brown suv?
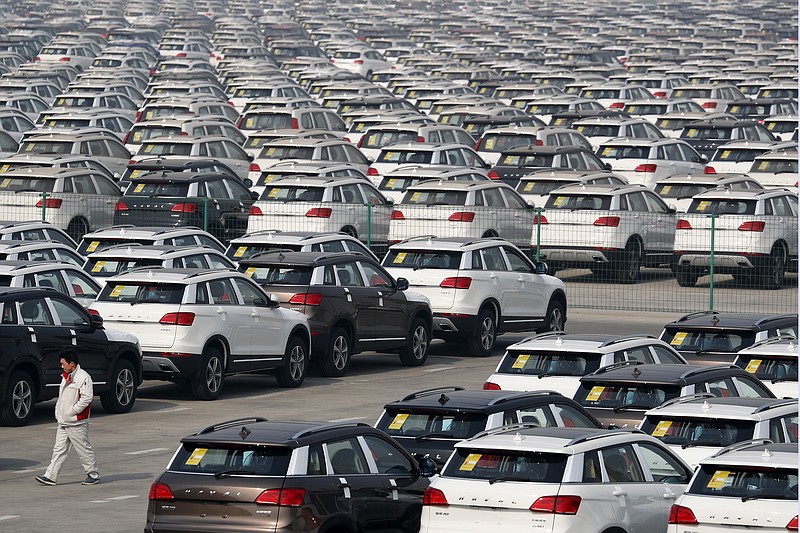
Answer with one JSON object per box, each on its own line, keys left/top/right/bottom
{"left": 146, "top": 418, "right": 436, "bottom": 533}
{"left": 239, "top": 251, "right": 432, "bottom": 377}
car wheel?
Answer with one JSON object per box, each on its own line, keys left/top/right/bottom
{"left": 614, "top": 239, "right": 641, "bottom": 284}
{"left": 399, "top": 317, "right": 429, "bottom": 366}
{"left": 190, "top": 346, "right": 224, "bottom": 400}
{"left": 275, "top": 336, "right": 307, "bottom": 388}
{"left": 469, "top": 307, "right": 496, "bottom": 357}
{"left": 323, "top": 327, "right": 351, "bottom": 377}
{"left": 0, "top": 371, "right": 34, "bottom": 426}
{"left": 99, "top": 359, "right": 137, "bottom": 413}
{"left": 540, "top": 299, "right": 565, "bottom": 332}
{"left": 675, "top": 267, "right": 699, "bottom": 288}
{"left": 66, "top": 217, "right": 89, "bottom": 242}
{"left": 759, "top": 244, "right": 786, "bottom": 290}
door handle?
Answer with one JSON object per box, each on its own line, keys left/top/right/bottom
{"left": 374, "top": 488, "right": 391, "bottom": 497}
{"left": 663, "top": 493, "right": 677, "bottom": 500}
{"left": 216, "top": 308, "right": 226, "bottom": 314}
{"left": 612, "top": 489, "right": 627, "bottom": 497}
{"left": 250, "top": 312, "right": 259, "bottom": 317}
{"left": 517, "top": 277, "right": 524, "bottom": 282}
{"left": 489, "top": 274, "right": 497, "bottom": 279}
{"left": 336, "top": 482, "right": 350, "bottom": 489}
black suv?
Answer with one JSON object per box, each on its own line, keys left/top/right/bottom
{"left": 119, "top": 156, "right": 240, "bottom": 190}
{"left": 489, "top": 145, "right": 610, "bottom": 186}
{"left": 113, "top": 172, "right": 255, "bottom": 242}
{"left": 679, "top": 119, "right": 776, "bottom": 158}
{"left": 146, "top": 418, "right": 435, "bottom": 533}
{"left": 0, "top": 287, "right": 142, "bottom": 426}
{"left": 375, "top": 387, "right": 601, "bottom": 466}
{"left": 574, "top": 362, "right": 775, "bottom": 428}
{"left": 659, "top": 311, "right": 799, "bottom": 366}
{"left": 239, "top": 251, "right": 432, "bottom": 377}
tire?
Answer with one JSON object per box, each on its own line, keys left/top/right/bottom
{"left": 99, "top": 359, "right": 137, "bottom": 413}
{"left": 759, "top": 245, "right": 786, "bottom": 290}
{"left": 468, "top": 307, "right": 496, "bottom": 357}
{"left": 398, "top": 317, "right": 429, "bottom": 366}
{"left": 539, "top": 299, "right": 565, "bottom": 333}
{"left": 322, "top": 327, "right": 351, "bottom": 377}
{"left": 0, "top": 371, "right": 35, "bottom": 426}
{"left": 190, "top": 346, "right": 224, "bottom": 400}
{"left": 675, "top": 267, "right": 699, "bottom": 288}
{"left": 66, "top": 217, "right": 89, "bottom": 242}
{"left": 275, "top": 336, "right": 307, "bottom": 388}
{"left": 614, "top": 239, "right": 642, "bottom": 284}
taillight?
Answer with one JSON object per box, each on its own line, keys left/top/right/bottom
{"left": 787, "top": 516, "right": 798, "bottom": 531}
{"left": 249, "top": 163, "right": 260, "bottom": 172}
{"left": 149, "top": 481, "right": 174, "bottom": 500}
{"left": 35, "top": 198, "right": 62, "bottom": 209}
{"left": 483, "top": 381, "right": 501, "bottom": 390}
{"left": 356, "top": 137, "right": 364, "bottom": 148}
{"left": 306, "top": 207, "right": 332, "bottom": 218}
{"left": 129, "top": 159, "right": 136, "bottom": 165}
{"left": 176, "top": 52, "right": 187, "bottom": 58}
{"left": 669, "top": 504, "right": 698, "bottom": 525}
{"left": 291, "top": 118, "right": 299, "bottom": 129}
{"left": 122, "top": 131, "right": 131, "bottom": 144}
{"left": 353, "top": 59, "right": 364, "bottom": 64}
{"left": 249, "top": 205, "right": 263, "bottom": 216}
{"left": 474, "top": 140, "right": 481, "bottom": 150}
{"left": 440, "top": 277, "right": 471, "bottom": 289}
{"left": 115, "top": 201, "right": 128, "bottom": 211}
{"left": 593, "top": 216, "right": 620, "bottom": 227}
{"left": 288, "top": 293, "right": 322, "bottom": 305}
{"left": 533, "top": 214, "right": 548, "bottom": 224}
{"left": 159, "top": 312, "right": 195, "bottom": 326}
{"left": 171, "top": 203, "right": 197, "bottom": 214}
{"left": 59, "top": 57, "right": 71, "bottom": 62}
{"left": 702, "top": 101, "right": 717, "bottom": 109}
{"left": 609, "top": 102, "right": 624, "bottom": 109}
{"left": 535, "top": 139, "right": 543, "bottom": 146}
{"left": 738, "top": 221, "right": 765, "bottom": 232}
{"left": 34, "top": 56, "right": 40, "bottom": 61}
{"left": 236, "top": 116, "right": 243, "bottom": 127}
{"left": 530, "top": 495, "right": 581, "bottom": 515}
{"left": 703, "top": 166, "right": 716, "bottom": 174}
{"left": 367, "top": 166, "right": 379, "bottom": 176}
{"left": 487, "top": 170, "right": 499, "bottom": 179}
{"left": 634, "top": 164, "right": 657, "bottom": 173}
{"left": 135, "top": 111, "right": 142, "bottom": 122}
{"left": 653, "top": 91, "right": 667, "bottom": 98}
{"left": 390, "top": 210, "right": 405, "bottom": 220}
{"left": 255, "top": 488, "right": 305, "bottom": 506}
{"left": 676, "top": 219, "right": 692, "bottom": 229}
{"left": 448, "top": 211, "right": 475, "bottom": 222}
{"left": 423, "top": 487, "right": 448, "bottom": 506}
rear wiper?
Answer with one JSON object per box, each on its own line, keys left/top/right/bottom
{"left": 414, "top": 432, "right": 455, "bottom": 441}
{"left": 488, "top": 476, "right": 531, "bottom": 485}
{"left": 425, "top": 202, "right": 451, "bottom": 207}
{"left": 13, "top": 188, "right": 38, "bottom": 193}
{"left": 214, "top": 469, "right": 255, "bottom": 479}
{"left": 612, "top": 403, "right": 651, "bottom": 412}
{"left": 537, "top": 371, "right": 574, "bottom": 378}
{"left": 772, "top": 377, "right": 797, "bottom": 383}
{"left": 741, "top": 492, "right": 786, "bottom": 502}
{"left": 130, "top": 299, "right": 160, "bottom": 305}
{"left": 681, "top": 440, "right": 721, "bottom": 449}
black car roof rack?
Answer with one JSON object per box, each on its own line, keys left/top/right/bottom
{"left": 196, "top": 417, "right": 268, "bottom": 435}
{"left": 753, "top": 398, "right": 797, "bottom": 414}
{"left": 468, "top": 422, "right": 541, "bottom": 441}
{"left": 679, "top": 364, "right": 739, "bottom": 379}
{"left": 486, "top": 390, "right": 561, "bottom": 406}
{"left": 753, "top": 314, "right": 798, "bottom": 326}
{"left": 653, "top": 392, "right": 715, "bottom": 409}
{"left": 291, "top": 421, "right": 371, "bottom": 440}
{"left": 400, "top": 386, "right": 465, "bottom": 401}
{"left": 589, "top": 360, "right": 644, "bottom": 375}
{"left": 710, "top": 438, "right": 773, "bottom": 458}
{"left": 745, "top": 335, "right": 798, "bottom": 349}
{"left": 566, "top": 428, "right": 645, "bottom": 447}
{"left": 676, "top": 310, "right": 720, "bottom": 322}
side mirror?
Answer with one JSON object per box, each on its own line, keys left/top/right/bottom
{"left": 604, "top": 162, "right": 613, "bottom": 171}
{"left": 247, "top": 153, "right": 254, "bottom": 162}
{"left": 384, "top": 197, "right": 394, "bottom": 205}
{"left": 527, "top": 201, "right": 535, "bottom": 209}
{"left": 251, "top": 190, "right": 259, "bottom": 200}
{"left": 700, "top": 154, "right": 708, "bottom": 163}
{"left": 396, "top": 277, "right": 409, "bottom": 291}
{"left": 534, "top": 261, "right": 548, "bottom": 275}
{"left": 243, "top": 178, "right": 253, "bottom": 188}
{"left": 668, "top": 203, "right": 677, "bottom": 213}
{"left": 89, "top": 314, "right": 104, "bottom": 329}
{"left": 266, "top": 293, "right": 281, "bottom": 308}
{"left": 417, "top": 457, "right": 437, "bottom": 477}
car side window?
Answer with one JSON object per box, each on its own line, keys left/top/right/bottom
{"left": 195, "top": 283, "right": 209, "bottom": 304}
{"left": 208, "top": 278, "right": 239, "bottom": 305}
{"left": 504, "top": 406, "right": 554, "bottom": 427}
{"left": 503, "top": 246, "right": 533, "bottom": 273}
{"left": 359, "top": 184, "right": 385, "bottom": 205}
{"left": 1, "top": 301, "right": 16, "bottom": 324}
{"left": 501, "top": 189, "right": 527, "bottom": 209}
{"left": 705, "top": 377, "right": 736, "bottom": 397}
{"left": 626, "top": 192, "right": 648, "bottom": 212}
{"left": 635, "top": 442, "right": 690, "bottom": 483}
{"left": 181, "top": 255, "right": 209, "bottom": 269}
{"left": 64, "top": 271, "right": 99, "bottom": 299}
{"left": 734, "top": 376, "right": 772, "bottom": 398}
{"left": 644, "top": 192, "right": 670, "bottom": 213}
{"left": 340, "top": 184, "right": 363, "bottom": 204}
{"left": 27, "top": 249, "right": 56, "bottom": 261}
{"left": 470, "top": 250, "right": 484, "bottom": 270}
{"left": 359, "top": 262, "right": 392, "bottom": 288}
{"left": 651, "top": 345, "right": 683, "bottom": 364}
{"left": 326, "top": 438, "right": 370, "bottom": 475}
{"left": 307, "top": 443, "right": 327, "bottom": 475}
{"left": 19, "top": 298, "right": 54, "bottom": 325}
{"left": 226, "top": 179, "right": 253, "bottom": 202}
{"left": 205, "top": 179, "right": 229, "bottom": 199}
{"left": 315, "top": 241, "right": 345, "bottom": 253}
{"left": 625, "top": 346, "right": 654, "bottom": 363}
{"left": 481, "top": 247, "right": 507, "bottom": 271}
{"left": 50, "top": 298, "right": 89, "bottom": 327}
{"left": 483, "top": 187, "right": 504, "bottom": 207}
{"left": 170, "top": 236, "right": 197, "bottom": 247}
{"left": 232, "top": 277, "right": 265, "bottom": 306}
{"left": 335, "top": 262, "right": 365, "bottom": 286}
{"left": 769, "top": 418, "right": 787, "bottom": 443}
{"left": 582, "top": 450, "right": 602, "bottom": 483}
{"left": 94, "top": 176, "right": 121, "bottom": 196}
{"left": 553, "top": 403, "right": 598, "bottom": 428}
{"left": 362, "top": 435, "right": 414, "bottom": 475}
{"left": 23, "top": 271, "right": 66, "bottom": 293}
{"left": 602, "top": 445, "right": 644, "bottom": 483}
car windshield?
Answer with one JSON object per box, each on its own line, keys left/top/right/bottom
{"left": 478, "top": 133, "right": 536, "bottom": 152}
{"left": 361, "top": 130, "right": 419, "bottom": 149}
{"left": 685, "top": 198, "right": 757, "bottom": 215}
{"left": 86, "top": 258, "right": 163, "bottom": 277}
{"left": 383, "top": 250, "right": 462, "bottom": 269}
{"left": 751, "top": 159, "right": 798, "bottom": 173}
{"left": 517, "top": 180, "right": 576, "bottom": 195}
{"left": 258, "top": 186, "right": 324, "bottom": 201}
{"left": 672, "top": 89, "right": 713, "bottom": 98}
{"left": 97, "top": 282, "right": 185, "bottom": 304}
{"left": 0, "top": 177, "right": 55, "bottom": 192}
{"left": 377, "top": 150, "right": 433, "bottom": 164}
{"left": 598, "top": 145, "right": 650, "bottom": 159}
{"left": 228, "top": 243, "right": 303, "bottom": 260}
{"left": 713, "top": 149, "right": 767, "bottom": 162}
{"left": 545, "top": 194, "right": 612, "bottom": 210}
{"left": 735, "top": 354, "right": 798, "bottom": 382}
{"left": 575, "top": 124, "right": 619, "bottom": 137}
{"left": 497, "top": 350, "right": 603, "bottom": 376}
{"left": 258, "top": 146, "right": 315, "bottom": 160}
{"left": 377, "top": 410, "right": 487, "bottom": 440}
{"left": 662, "top": 329, "right": 757, "bottom": 352}
{"left": 170, "top": 443, "right": 292, "bottom": 476}
{"left": 681, "top": 127, "right": 732, "bottom": 140}
{"left": 689, "top": 465, "right": 798, "bottom": 500}
{"left": 241, "top": 114, "right": 292, "bottom": 129}
{"left": 44, "top": 118, "right": 91, "bottom": 128}
{"left": 139, "top": 142, "right": 192, "bottom": 156}
{"left": 142, "top": 108, "right": 190, "bottom": 120}
{"left": 20, "top": 141, "right": 73, "bottom": 155}
{"left": 128, "top": 126, "right": 182, "bottom": 144}
{"left": 78, "top": 238, "right": 154, "bottom": 255}
{"left": 442, "top": 448, "right": 567, "bottom": 483}
{"left": 126, "top": 182, "right": 190, "bottom": 197}
{"left": 655, "top": 183, "right": 710, "bottom": 199}
{"left": 527, "top": 104, "right": 568, "bottom": 114}
{"left": 640, "top": 416, "right": 756, "bottom": 446}
{"left": 242, "top": 264, "right": 313, "bottom": 284}
{"left": 575, "top": 382, "right": 680, "bottom": 409}
{"left": 625, "top": 104, "right": 667, "bottom": 115}
{"left": 401, "top": 189, "right": 467, "bottom": 205}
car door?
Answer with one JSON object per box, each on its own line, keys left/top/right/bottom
{"left": 358, "top": 183, "right": 391, "bottom": 247}
{"left": 1, "top": 299, "right": 48, "bottom": 396}
{"left": 643, "top": 190, "right": 676, "bottom": 253}
{"left": 477, "top": 245, "right": 516, "bottom": 319}
{"left": 500, "top": 245, "right": 548, "bottom": 326}
{"left": 206, "top": 277, "right": 251, "bottom": 359}
{"left": 91, "top": 173, "right": 122, "bottom": 229}
{"left": 221, "top": 141, "right": 251, "bottom": 178}
{"left": 357, "top": 260, "right": 407, "bottom": 346}
{"left": 633, "top": 442, "right": 690, "bottom": 522}
{"left": 203, "top": 178, "right": 236, "bottom": 236}
{"left": 17, "top": 297, "right": 71, "bottom": 393}
{"left": 333, "top": 261, "right": 377, "bottom": 347}
{"left": 231, "top": 277, "right": 284, "bottom": 365}
{"left": 600, "top": 444, "right": 665, "bottom": 533}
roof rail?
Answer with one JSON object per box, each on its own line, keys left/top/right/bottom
{"left": 486, "top": 390, "right": 561, "bottom": 406}
{"left": 291, "top": 421, "right": 370, "bottom": 440}
{"left": 396, "top": 235, "right": 438, "bottom": 245}
{"left": 676, "top": 310, "right": 719, "bottom": 322}
{"left": 566, "top": 428, "right": 645, "bottom": 447}
{"left": 589, "top": 360, "right": 644, "bottom": 375}
{"left": 520, "top": 331, "right": 569, "bottom": 343}
{"left": 710, "top": 438, "right": 773, "bottom": 458}
{"left": 399, "top": 386, "right": 465, "bottom": 401}
{"left": 753, "top": 314, "right": 798, "bottom": 326}
{"left": 653, "top": 392, "right": 715, "bottom": 409}
{"left": 679, "top": 364, "right": 739, "bottom": 379}
{"left": 598, "top": 334, "right": 655, "bottom": 348}
{"left": 744, "top": 335, "right": 798, "bottom": 350}
{"left": 467, "top": 422, "right": 542, "bottom": 441}
{"left": 196, "top": 416, "right": 268, "bottom": 435}
{"left": 91, "top": 242, "right": 144, "bottom": 252}
{"left": 753, "top": 398, "right": 797, "bottom": 414}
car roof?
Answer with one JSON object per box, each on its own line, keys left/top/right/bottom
{"left": 656, "top": 173, "right": 756, "bottom": 185}
{"left": 690, "top": 187, "right": 793, "bottom": 200}
{"left": 666, "top": 311, "right": 799, "bottom": 329}
{"left": 103, "top": 267, "right": 237, "bottom": 283}
{"left": 0, "top": 260, "right": 81, "bottom": 273}
{"left": 388, "top": 236, "right": 512, "bottom": 250}
{"left": 644, "top": 396, "right": 796, "bottom": 419}
{"left": 88, "top": 244, "right": 221, "bottom": 258}
{"left": 82, "top": 226, "right": 211, "bottom": 238}
{"left": 454, "top": 426, "right": 644, "bottom": 454}
{"left": 240, "top": 250, "right": 368, "bottom": 267}
{"left": 700, "top": 441, "right": 797, "bottom": 469}
{"left": 547, "top": 183, "right": 647, "bottom": 195}
{"left": 383, "top": 388, "right": 572, "bottom": 413}
{"left": 508, "top": 332, "right": 662, "bottom": 352}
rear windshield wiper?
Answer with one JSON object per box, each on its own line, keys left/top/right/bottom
{"left": 214, "top": 469, "right": 255, "bottom": 479}
{"left": 489, "top": 476, "right": 531, "bottom": 485}
{"left": 681, "top": 440, "right": 721, "bottom": 449}
{"left": 537, "top": 371, "right": 574, "bottom": 378}
{"left": 13, "top": 188, "right": 39, "bottom": 193}
{"left": 741, "top": 492, "right": 787, "bottom": 502}
{"left": 130, "top": 298, "right": 161, "bottom": 305}
{"left": 414, "top": 432, "right": 455, "bottom": 441}
{"left": 612, "top": 403, "right": 651, "bottom": 412}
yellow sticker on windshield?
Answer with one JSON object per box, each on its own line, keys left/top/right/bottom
{"left": 586, "top": 386, "right": 605, "bottom": 402}
{"left": 268, "top": 188, "right": 279, "bottom": 198}
{"left": 245, "top": 117, "right": 255, "bottom": 128}
{"left": 130, "top": 170, "right": 142, "bottom": 179}
{"left": 388, "top": 413, "right": 408, "bottom": 430}
{"left": 0, "top": 165, "right": 8, "bottom": 172}
{"left": 696, "top": 201, "right": 710, "bottom": 211}
{"left": 745, "top": 359, "right": 762, "bottom": 373}
{"left": 767, "top": 122, "right": 776, "bottom": 130}
{"left": 601, "top": 147, "right": 614, "bottom": 157}
{"left": 393, "top": 252, "right": 407, "bottom": 264}
{"left": 661, "top": 185, "right": 671, "bottom": 194}
{"left": 86, "top": 241, "right": 99, "bottom": 252}
{"left": 185, "top": 448, "right": 208, "bottom": 466}
{"left": 553, "top": 196, "right": 566, "bottom": 207}
{"left": 758, "top": 161, "right": 769, "bottom": 170}
{"left": 512, "top": 353, "right": 530, "bottom": 369}
{"left": 524, "top": 182, "right": 535, "bottom": 192}
{"left": 720, "top": 150, "right": 731, "bottom": 160}
{"left": 91, "top": 261, "right": 105, "bottom": 273}
{"left": 143, "top": 144, "right": 153, "bottom": 154}
{"left": 411, "top": 192, "right": 422, "bottom": 202}
{"left": 109, "top": 285, "right": 124, "bottom": 298}
{"left": 234, "top": 246, "right": 247, "bottom": 258}
{"left": 484, "top": 137, "right": 495, "bottom": 150}
{"left": 134, "top": 183, "right": 145, "bottom": 193}
{"left": 652, "top": 420, "right": 673, "bottom": 437}
{"left": 459, "top": 453, "right": 482, "bottom": 471}
{"left": 553, "top": 118, "right": 565, "bottom": 126}
{"left": 0, "top": 178, "right": 9, "bottom": 188}
{"left": 244, "top": 267, "right": 256, "bottom": 277}
{"left": 707, "top": 470, "right": 730, "bottom": 489}
{"left": 132, "top": 131, "right": 142, "bottom": 142}
{"left": 670, "top": 332, "right": 687, "bottom": 345}
{"left": 386, "top": 179, "right": 396, "bottom": 188}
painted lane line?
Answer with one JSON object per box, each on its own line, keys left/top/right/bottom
{"left": 12, "top": 469, "right": 40, "bottom": 474}
{"left": 125, "top": 448, "right": 169, "bottom": 455}
{"left": 422, "top": 367, "right": 449, "bottom": 373}
{"left": 91, "top": 495, "right": 139, "bottom": 504}
{"left": 158, "top": 407, "right": 192, "bottom": 413}
{"left": 0, "top": 516, "right": 19, "bottom": 521}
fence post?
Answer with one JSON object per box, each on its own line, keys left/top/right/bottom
{"left": 709, "top": 212, "right": 715, "bottom": 311}
{"left": 202, "top": 197, "right": 209, "bottom": 232}
{"left": 534, "top": 207, "right": 542, "bottom": 261}
{"left": 41, "top": 191, "right": 47, "bottom": 221}
{"left": 366, "top": 202, "right": 372, "bottom": 249}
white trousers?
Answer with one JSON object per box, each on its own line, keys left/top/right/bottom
{"left": 44, "top": 422, "right": 99, "bottom": 482}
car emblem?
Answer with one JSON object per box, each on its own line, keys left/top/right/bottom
{"left": 631, "top": 367, "right": 641, "bottom": 379}
{"left": 239, "top": 426, "right": 251, "bottom": 440}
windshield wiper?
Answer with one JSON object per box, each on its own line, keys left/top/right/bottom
{"left": 214, "top": 469, "right": 254, "bottom": 479}
{"left": 489, "top": 476, "right": 531, "bottom": 484}
{"left": 13, "top": 188, "right": 38, "bottom": 193}
{"left": 425, "top": 202, "right": 451, "bottom": 207}
{"left": 537, "top": 371, "right": 574, "bottom": 378}
{"left": 414, "top": 432, "right": 455, "bottom": 441}
{"left": 741, "top": 492, "right": 786, "bottom": 502}
{"left": 612, "top": 403, "right": 651, "bottom": 412}
{"left": 130, "top": 299, "right": 161, "bottom": 305}
{"left": 681, "top": 440, "right": 721, "bottom": 449}
{"left": 772, "top": 377, "right": 797, "bottom": 383}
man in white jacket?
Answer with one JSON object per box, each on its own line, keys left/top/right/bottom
{"left": 35, "top": 351, "right": 100, "bottom": 486}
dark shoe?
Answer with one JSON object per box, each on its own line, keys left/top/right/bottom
{"left": 35, "top": 475, "right": 56, "bottom": 486}
{"left": 82, "top": 476, "right": 99, "bottom": 485}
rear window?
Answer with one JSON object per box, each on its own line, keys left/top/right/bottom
{"left": 735, "top": 354, "right": 798, "bottom": 382}
{"left": 85, "top": 258, "right": 162, "bottom": 277}
{"left": 751, "top": 159, "right": 798, "bottom": 173}
{"left": 376, "top": 150, "right": 433, "bottom": 164}
{"left": 662, "top": 329, "right": 756, "bottom": 352}
{"left": 78, "top": 238, "right": 154, "bottom": 255}
{"left": 672, "top": 89, "right": 712, "bottom": 98}
{"left": 126, "top": 182, "right": 190, "bottom": 197}
{"left": 242, "top": 264, "right": 313, "bottom": 284}
{"left": 97, "top": 282, "right": 185, "bottom": 304}
{"left": 545, "top": 194, "right": 612, "bottom": 210}
{"left": 685, "top": 198, "right": 757, "bottom": 215}
{"left": 139, "top": 142, "right": 192, "bottom": 156}
{"left": 517, "top": 180, "right": 574, "bottom": 195}
{"left": 498, "top": 154, "right": 554, "bottom": 167}
{"left": 259, "top": 186, "right": 324, "bottom": 201}
{"left": 598, "top": 145, "right": 650, "bottom": 159}
{"left": 383, "top": 250, "right": 462, "bottom": 269}
{"left": 228, "top": 243, "right": 302, "bottom": 260}
{"left": 20, "top": 141, "right": 73, "bottom": 155}
{"left": 361, "top": 130, "right": 419, "bottom": 149}
{"left": 241, "top": 114, "right": 292, "bottom": 130}
{"left": 688, "top": 464, "right": 798, "bottom": 500}
{"left": 640, "top": 416, "right": 755, "bottom": 447}
{"left": 377, "top": 410, "right": 487, "bottom": 440}
{"left": 712, "top": 149, "right": 766, "bottom": 162}
{"left": 478, "top": 133, "right": 536, "bottom": 152}
{"left": 45, "top": 118, "right": 91, "bottom": 128}
{"left": 401, "top": 189, "right": 467, "bottom": 205}
{"left": 169, "top": 443, "right": 291, "bottom": 476}
{"left": 497, "top": 350, "right": 602, "bottom": 377}
{"left": 575, "top": 125, "right": 618, "bottom": 137}
{"left": 655, "top": 184, "right": 709, "bottom": 199}
{"left": 442, "top": 448, "right": 567, "bottom": 483}
{"left": 681, "top": 127, "right": 732, "bottom": 140}
{"left": 624, "top": 104, "right": 667, "bottom": 115}
{"left": 575, "top": 382, "right": 680, "bottom": 409}
{"left": 128, "top": 126, "right": 182, "bottom": 144}
{"left": 0, "top": 177, "right": 55, "bottom": 192}
{"left": 258, "top": 146, "right": 314, "bottom": 160}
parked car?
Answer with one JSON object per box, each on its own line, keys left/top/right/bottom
{"left": 595, "top": 138, "right": 707, "bottom": 189}
{"left": 734, "top": 337, "right": 798, "bottom": 398}
{"left": 654, "top": 173, "right": 764, "bottom": 212}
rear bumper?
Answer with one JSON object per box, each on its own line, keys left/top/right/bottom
{"left": 431, "top": 313, "right": 479, "bottom": 337}
{"left": 674, "top": 252, "right": 762, "bottom": 270}
{"left": 540, "top": 246, "right": 621, "bottom": 265}
{"left": 142, "top": 351, "right": 201, "bottom": 380}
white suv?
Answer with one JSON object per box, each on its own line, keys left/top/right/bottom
{"left": 381, "top": 237, "right": 566, "bottom": 356}
{"left": 595, "top": 138, "right": 707, "bottom": 189}
{"left": 734, "top": 337, "right": 798, "bottom": 398}
{"left": 669, "top": 442, "right": 798, "bottom": 533}
{"left": 90, "top": 269, "right": 311, "bottom": 400}
{"left": 537, "top": 184, "right": 677, "bottom": 283}
{"left": 421, "top": 426, "right": 692, "bottom": 533}
{"left": 673, "top": 188, "right": 798, "bottom": 289}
